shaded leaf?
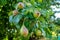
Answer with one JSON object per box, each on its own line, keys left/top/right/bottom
{"left": 9, "top": 15, "right": 14, "bottom": 23}
{"left": 13, "top": 14, "right": 22, "bottom": 24}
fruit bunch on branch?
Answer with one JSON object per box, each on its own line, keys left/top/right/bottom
{"left": 9, "top": 0, "right": 54, "bottom": 40}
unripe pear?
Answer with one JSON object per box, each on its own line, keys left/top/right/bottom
{"left": 13, "top": 10, "right": 18, "bottom": 16}
{"left": 35, "top": 30, "right": 41, "bottom": 37}
{"left": 33, "top": 10, "right": 41, "bottom": 18}
{"left": 20, "top": 25, "right": 29, "bottom": 37}
{"left": 17, "top": 2, "right": 24, "bottom": 9}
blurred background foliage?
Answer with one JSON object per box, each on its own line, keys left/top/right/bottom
{"left": 0, "top": 0, "right": 60, "bottom": 40}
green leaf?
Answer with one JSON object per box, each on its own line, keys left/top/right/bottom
{"left": 0, "top": 0, "right": 7, "bottom": 6}
{"left": 39, "top": 16, "right": 45, "bottom": 23}
{"left": 17, "top": 0, "right": 23, "bottom": 2}
{"left": 38, "top": 0, "right": 43, "bottom": 3}
{"left": 13, "top": 3, "right": 18, "bottom": 9}
{"left": 16, "top": 24, "right": 20, "bottom": 29}
{"left": 9, "top": 15, "right": 14, "bottom": 23}
{"left": 44, "top": 27, "right": 52, "bottom": 35}
{"left": 30, "top": 0, "right": 35, "bottom": 4}
{"left": 41, "top": 9, "right": 47, "bottom": 17}
{"left": 13, "top": 14, "right": 22, "bottom": 24}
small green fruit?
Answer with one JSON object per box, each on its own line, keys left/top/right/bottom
{"left": 35, "top": 30, "right": 41, "bottom": 37}
{"left": 33, "top": 10, "right": 41, "bottom": 18}
{"left": 20, "top": 25, "right": 29, "bottom": 37}
{"left": 13, "top": 10, "right": 18, "bottom": 16}
{"left": 17, "top": 2, "right": 24, "bottom": 9}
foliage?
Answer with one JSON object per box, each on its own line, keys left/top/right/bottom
{"left": 0, "top": 0, "right": 59, "bottom": 40}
